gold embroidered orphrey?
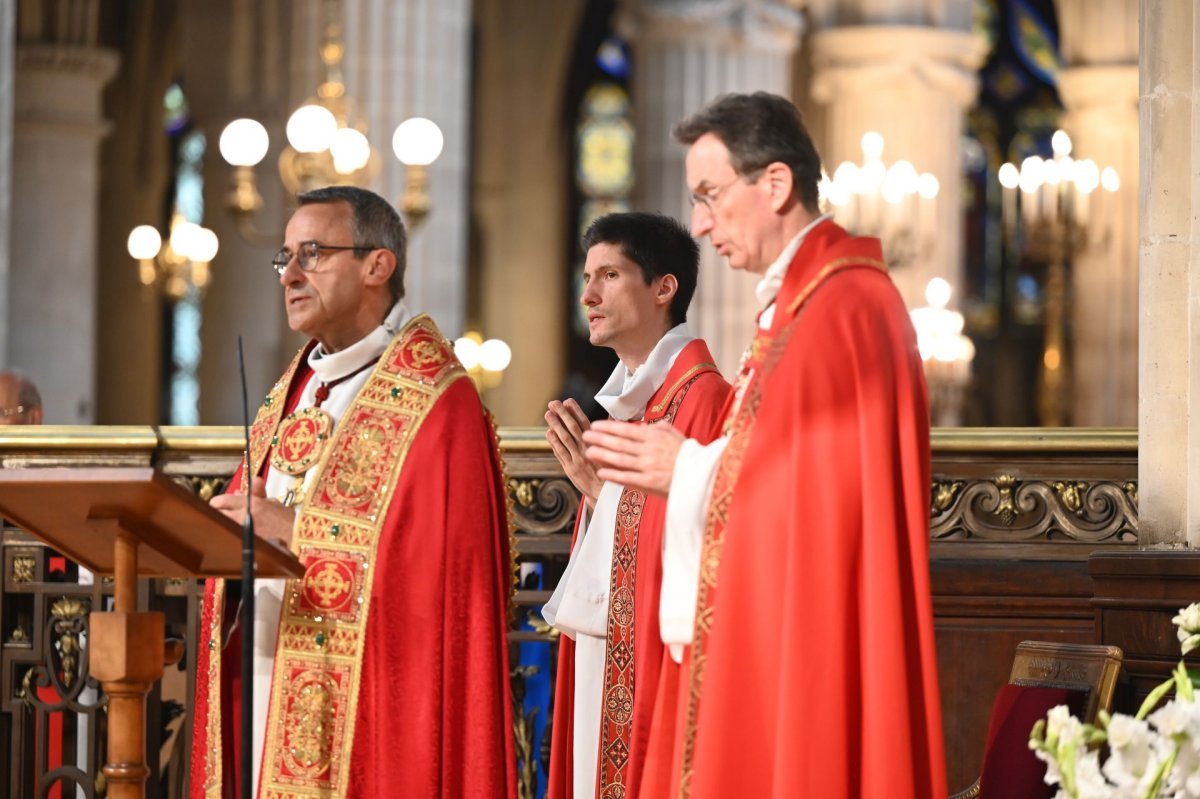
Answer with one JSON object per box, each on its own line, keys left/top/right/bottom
{"left": 201, "top": 315, "right": 466, "bottom": 799}
{"left": 271, "top": 406, "right": 335, "bottom": 476}
{"left": 597, "top": 368, "right": 715, "bottom": 799}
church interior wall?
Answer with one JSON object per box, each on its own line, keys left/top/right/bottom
{"left": 1, "top": 0, "right": 1143, "bottom": 429}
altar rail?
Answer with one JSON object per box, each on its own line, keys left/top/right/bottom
{"left": 0, "top": 426, "right": 1137, "bottom": 798}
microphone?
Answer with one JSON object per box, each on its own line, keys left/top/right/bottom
{"left": 237, "top": 336, "right": 255, "bottom": 799}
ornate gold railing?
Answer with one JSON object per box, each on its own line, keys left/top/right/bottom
{"left": 0, "top": 426, "right": 1138, "bottom": 798}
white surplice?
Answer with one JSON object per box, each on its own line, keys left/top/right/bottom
{"left": 542, "top": 323, "right": 694, "bottom": 799}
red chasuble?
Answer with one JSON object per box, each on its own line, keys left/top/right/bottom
{"left": 680, "top": 220, "right": 945, "bottom": 799}
{"left": 189, "top": 316, "right": 516, "bottom": 799}
{"left": 546, "top": 340, "right": 730, "bottom": 799}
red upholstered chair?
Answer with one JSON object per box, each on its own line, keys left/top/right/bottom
{"left": 950, "top": 641, "right": 1123, "bottom": 799}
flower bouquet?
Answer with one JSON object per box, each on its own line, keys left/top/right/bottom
{"left": 1030, "top": 603, "right": 1200, "bottom": 798}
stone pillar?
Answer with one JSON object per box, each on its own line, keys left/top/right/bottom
{"left": 341, "top": 0, "right": 472, "bottom": 338}
{"left": 621, "top": 0, "right": 805, "bottom": 377}
{"left": 808, "top": 24, "right": 987, "bottom": 310}
{"left": 471, "top": 0, "right": 584, "bottom": 424}
{"left": 0, "top": 4, "right": 12, "bottom": 367}
{"left": 1138, "top": 0, "right": 1199, "bottom": 546}
{"left": 1057, "top": 0, "right": 1139, "bottom": 426}
{"left": 9, "top": 3, "right": 117, "bottom": 423}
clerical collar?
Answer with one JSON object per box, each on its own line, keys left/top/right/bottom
{"left": 308, "top": 301, "right": 412, "bottom": 383}
{"left": 595, "top": 323, "right": 693, "bottom": 421}
{"left": 754, "top": 213, "right": 832, "bottom": 310}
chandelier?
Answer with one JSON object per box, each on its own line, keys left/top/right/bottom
{"left": 126, "top": 212, "right": 219, "bottom": 300}
{"left": 818, "top": 132, "right": 940, "bottom": 270}
{"left": 215, "top": 0, "right": 444, "bottom": 230}
{"left": 910, "top": 278, "right": 975, "bottom": 426}
{"left": 996, "top": 129, "right": 1120, "bottom": 426}
{"left": 453, "top": 332, "right": 513, "bottom": 391}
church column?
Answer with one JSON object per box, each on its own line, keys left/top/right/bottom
{"left": 1056, "top": 0, "right": 1139, "bottom": 426}
{"left": 1138, "top": 0, "right": 1200, "bottom": 546}
{"left": 471, "top": 0, "right": 585, "bottom": 424}
{"left": 9, "top": 1, "right": 118, "bottom": 423}
{"left": 622, "top": 0, "right": 805, "bottom": 377}
{"left": 0, "top": 4, "right": 12, "bottom": 366}
{"left": 808, "top": 17, "right": 987, "bottom": 310}
{"left": 341, "top": 0, "right": 472, "bottom": 338}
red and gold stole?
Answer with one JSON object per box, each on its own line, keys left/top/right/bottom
{"left": 201, "top": 315, "right": 466, "bottom": 799}
{"left": 597, "top": 361, "right": 719, "bottom": 799}
{"left": 677, "top": 257, "right": 885, "bottom": 799}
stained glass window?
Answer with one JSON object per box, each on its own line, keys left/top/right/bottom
{"left": 961, "top": 0, "right": 1064, "bottom": 425}
{"left": 163, "top": 83, "right": 206, "bottom": 426}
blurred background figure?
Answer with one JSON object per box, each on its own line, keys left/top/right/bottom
{"left": 0, "top": 371, "right": 43, "bottom": 425}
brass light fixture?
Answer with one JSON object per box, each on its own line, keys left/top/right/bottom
{"left": 217, "top": 0, "right": 443, "bottom": 230}
{"left": 997, "top": 130, "right": 1120, "bottom": 427}
{"left": 126, "top": 213, "right": 219, "bottom": 300}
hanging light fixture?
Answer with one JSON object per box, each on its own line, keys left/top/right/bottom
{"left": 818, "top": 131, "right": 940, "bottom": 270}
{"left": 126, "top": 212, "right": 220, "bottom": 300}
{"left": 217, "top": 0, "right": 443, "bottom": 229}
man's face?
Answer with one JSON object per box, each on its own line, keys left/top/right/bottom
{"left": 685, "top": 133, "right": 773, "bottom": 274}
{"left": 0, "top": 377, "right": 36, "bottom": 425}
{"left": 278, "top": 202, "right": 369, "bottom": 351}
{"left": 580, "top": 242, "right": 669, "bottom": 357}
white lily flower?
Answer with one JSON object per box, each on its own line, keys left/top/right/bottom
{"left": 1174, "top": 604, "right": 1200, "bottom": 653}
{"left": 1150, "top": 699, "right": 1193, "bottom": 738}
{"left": 1073, "top": 750, "right": 1113, "bottom": 799}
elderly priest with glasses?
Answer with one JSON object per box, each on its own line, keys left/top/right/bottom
{"left": 190, "top": 186, "right": 516, "bottom": 799}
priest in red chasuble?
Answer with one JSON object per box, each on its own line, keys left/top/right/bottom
{"left": 541, "top": 212, "right": 730, "bottom": 799}
{"left": 189, "top": 186, "right": 515, "bottom": 799}
{"left": 583, "top": 93, "right": 946, "bottom": 799}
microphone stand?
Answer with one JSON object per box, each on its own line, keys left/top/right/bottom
{"left": 237, "top": 336, "right": 255, "bottom": 799}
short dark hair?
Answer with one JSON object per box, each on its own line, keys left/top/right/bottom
{"left": 673, "top": 91, "right": 822, "bottom": 213}
{"left": 297, "top": 186, "right": 407, "bottom": 303}
{"left": 582, "top": 212, "right": 699, "bottom": 326}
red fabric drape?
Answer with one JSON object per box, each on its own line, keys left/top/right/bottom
{"left": 686, "top": 221, "right": 946, "bottom": 799}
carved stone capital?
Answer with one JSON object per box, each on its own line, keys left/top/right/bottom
{"left": 1057, "top": 65, "right": 1138, "bottom": 116}
{"left": 809, "top": 25, "right": 987, "bottom": 109}
{"left": 15, "top": 43, "right": 119, "bottom": 83}
{"left": 620, "top": 0, "right": 805, "bottom": 54}
{"left": 15, "top": 43, "right": 119, "bottom": 138}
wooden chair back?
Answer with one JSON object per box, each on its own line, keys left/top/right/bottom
{"left": 949, "top": 640, "right": 1123, "bottom": 799}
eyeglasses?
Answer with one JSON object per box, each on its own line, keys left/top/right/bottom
{"left": 0, "top": 405, "right": 28, "bottom": 418}
{"left": 687, "top": 170, "right": 763, "bottom": 212}
{"left": 271, "top": 241, "right": 382, "bottom": 275}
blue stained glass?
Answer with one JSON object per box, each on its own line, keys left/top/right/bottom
{"left": 1008, "top": 0, "right": 1060, "bottom": 86}
{"left": 595, "top": 37, "right": 630, "bottom": 79}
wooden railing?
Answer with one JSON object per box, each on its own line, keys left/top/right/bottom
{"left": 0, "top": 426, "right": 1138, "bottom": 798}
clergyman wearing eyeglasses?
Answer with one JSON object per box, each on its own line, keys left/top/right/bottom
{"left": 189, "top": 186, "right": 517, "bottom": 799}
{"left": 0, "top": 371, "right": 42, "bottom": 426}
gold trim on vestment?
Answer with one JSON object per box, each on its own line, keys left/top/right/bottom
{"left": 248, "top": 315, "right": 464, "bottom": 798}
{"left": 648, "top": 362, "right": 719, "bottom": 416}
{"left": 201, "top": 579, "right": 226, "bottom": 799}
{"left": 597, "top": 369, "right": 712, "bottom": 798}
{"left": 261, "top": 315, "right": 462, "bottom": 797}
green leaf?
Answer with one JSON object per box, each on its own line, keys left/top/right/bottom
{"left": 1142, "top": 742, "right": 1179, "bottom": 799}
{"left": 1136, "top": 676, "right": 1177, "bottom": 720}
{"left": 1178, "top": 660, "right": 1196, "bottom": 702}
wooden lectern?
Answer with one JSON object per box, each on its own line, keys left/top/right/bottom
{"left": 0, "top": 466, "right": 303, "bottom": 799}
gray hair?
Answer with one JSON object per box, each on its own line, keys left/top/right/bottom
{"left": 297, "top": 186, "right": 408, "bottom": 303}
